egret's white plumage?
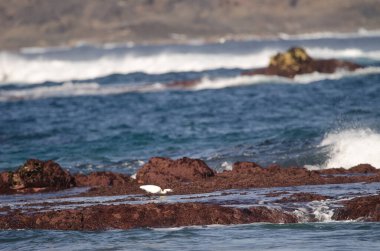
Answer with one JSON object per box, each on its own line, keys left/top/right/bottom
{"left": 140, "top": 185, "right": 173, "bottom": 194}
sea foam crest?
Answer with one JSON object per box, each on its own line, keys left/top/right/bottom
{"left": 1, "top": 67, "right": 379, "bottom": 102}
{"left": 192, "top": 67, "right": 380, "bottom": 90}
{"left": 1, "top": 46, "right": 380, "bottom": 85}
{"left": 320, "top": 128, "right": 380, "bottom": 169}
{"left": 0, "top": 50, "right": 273, "bottom": 84}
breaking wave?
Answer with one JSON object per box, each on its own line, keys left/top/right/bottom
{"left": 1, "top": 67, "right": 379, "bottom": 101}
{"left": 278, "top": 28, "right": 380, "bottom": 40}
{"left": 0, "top": 50, "right": 273, "bottom": 84}
{"left": 192, "top": 67, "right": 380, "bottom": 90}
{"left": 320, "top": 128, "right": 380, "bottom": 169}
{"left": 1, "top": 44, "right": 380, "bottom": 85}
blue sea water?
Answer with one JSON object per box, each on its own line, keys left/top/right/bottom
{"left": 1, "top": 32, "right": 380, "bottom": 250}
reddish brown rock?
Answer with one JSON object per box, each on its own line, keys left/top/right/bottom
{"left": 136, "top": 157, "right": 215, "bottom": 187}
{"left": 317, "top": 164, "right": 379, "bottom": 175}
{"left": 0, "top": 202, "right": 297, "bottom": 230}
{"left": 349, "top": 164, "right": 378, "bottom": 173}
{"left": 333, "top": 195, "right": 380, "bottom": 221}
{"left": 74, "top": 171, "right": 141, "bottom": 196}
{"left": 74, "top": 171, "right": 131, "bottom": 187}
{"left": 243, "top": 47, "right": 362, "bottom": 78}
{"left": 231, "top": 161, "right": 262, "bottom": 173}
{"left": 0, "top": 159, "right": 74, "bottom": 194}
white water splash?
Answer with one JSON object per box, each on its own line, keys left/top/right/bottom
{"left": 309, "top": 200, "right": 335, "bottom": 222}
{"left": 221, "top": 161, "right": 233, "bottom": 171}
{"left": 320, "top": 128, "right": 380, "bottom": 169}
{"left": 0, "top": 82, "right": 165, "bottom": 101}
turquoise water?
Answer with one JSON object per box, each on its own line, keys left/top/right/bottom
{"left": 1, "top": 33, "right": 380, "bottom": 249}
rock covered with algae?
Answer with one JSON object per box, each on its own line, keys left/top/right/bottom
{"left": 244, "top": 47, "right": 362, "bottom": 78}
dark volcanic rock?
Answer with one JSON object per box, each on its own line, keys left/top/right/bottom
{"left": 0, "top": 159, "right": 74, "bottom": 194}
{"left": 333, "top": 195, "right": 380, "bottom": 221}
{"left": 136, "top": 157, "right": 215, "bottom": 187}
{"left": 243, "top": 47, "right": 362, "bottom": 78}
{"left": 0, "top": 203, "right": 297, "bottom": 230}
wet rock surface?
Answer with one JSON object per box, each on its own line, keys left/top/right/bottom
{"left": 0, "top": 203, "right": 297, "bottom": 231}
{"left": 333, "top": 195, "right": 380, "bottom": 221}
{"left": 243, "top": 47, "right": 362, "bottom": 78}
{"left": 0, "top": 159, "right": 74, "bottom": 194}
{"left": 1, "top": 158, "right": 380, "bottom": 230}
{"left": 136, "top": 157, "right": 215, "bottom": 187}
{"left": 2, "top": 158, "right": 380, "bottom": 197}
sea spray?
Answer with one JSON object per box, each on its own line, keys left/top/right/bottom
{"left": 320, "top": 128, "right": 380, "bottom": 169}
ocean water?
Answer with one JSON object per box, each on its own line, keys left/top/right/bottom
{"left": 1, "top": 31, "right": 380, "bottom": 250}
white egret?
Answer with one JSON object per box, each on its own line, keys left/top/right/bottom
{"left": 139, "top": 185, "right": 173, "bottom": 194}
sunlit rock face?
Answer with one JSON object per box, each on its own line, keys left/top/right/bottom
{"left": 244, "top": 47, "right": 362, "bottom": 78}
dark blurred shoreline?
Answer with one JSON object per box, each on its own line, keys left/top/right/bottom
{"left": 1, "top": 0, "right": 380, "bottom": 51}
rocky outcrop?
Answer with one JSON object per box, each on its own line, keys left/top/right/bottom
{"left": 0, "top": 202, "right": 297, "bottom": 230}
{"left": 243, "top": 47, "right": 362, "bottom": 78}
{"left": 333, "top": 195, "right": 380, "bottom": 221}
{"left": 0, "top": 159, "right": 74, "bottom": 194}
{"left": 136, "top": 157, "right": 215, "bottom": 187}
{"left": 1, "top": 158, "right": 380, "bottom": 230}
{"left": 1, "top": 158, "right": 379, "bottom": 196}
{"left": 74, "top": 171, "right": 131, "bottom": 187}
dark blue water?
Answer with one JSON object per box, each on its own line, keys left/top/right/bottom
{"left": 1, "top": 34, "right": 380, "bottom": 250}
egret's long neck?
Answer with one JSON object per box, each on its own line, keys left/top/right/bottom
{"left": 161, "top": 189, "right": 170, "bottom": 194}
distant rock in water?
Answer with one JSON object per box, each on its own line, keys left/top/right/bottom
{"left": 243, "top": 47, "right": 362, "bottom": 78}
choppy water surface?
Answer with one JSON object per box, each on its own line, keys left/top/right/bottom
{"left": 2, "top": 223, "right": 380, "bottom": 251}
{"left": 1, "top": 32, "right": 380, "bottom": 250}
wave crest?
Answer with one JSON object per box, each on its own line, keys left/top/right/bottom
{"left": 1, "top": 67, "right": 379, "bottom": 101}
{"left": 320, "top": 128, "right": 380, "bottom": 169}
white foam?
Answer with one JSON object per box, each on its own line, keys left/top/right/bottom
{"left": 2, "top": 44, "right": 380, "bottom": 85}
{"left": 1, "top": 67, "right": 379, "bottom": 101}
{"left": 221, "top": 161, "right": 233, "bottom": 171}
{"left": 0, "top": 82, "right": 165, "bottom": 101}
{"left": 320, "top": 128, "right": 380, "bottom": 169}
{"left": 309, "top": 200, "right": 334, "bottom": 222}
{"left": 191, "top": 75, "right": 287, "bottom": 90}
{"left": 191, "top": 67, "right": 380, "bottom": 91}
{"left": 0, "top": 50, "right": 272, "bottom": 84}
{"left": 307, "top": 48, "right": 380, "bottom": 60}
{"left": 278, "top": 28, "right": 380, "bottom": 40}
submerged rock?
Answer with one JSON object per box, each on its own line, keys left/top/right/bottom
{"left": 244, "top": 47, "right": 362, "bottom": 78}
{"left": 0, "top": 159, "right": 74, "bottom": 193}
{"left": 136, "top": 157, "right": 215, "bottom": 187}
